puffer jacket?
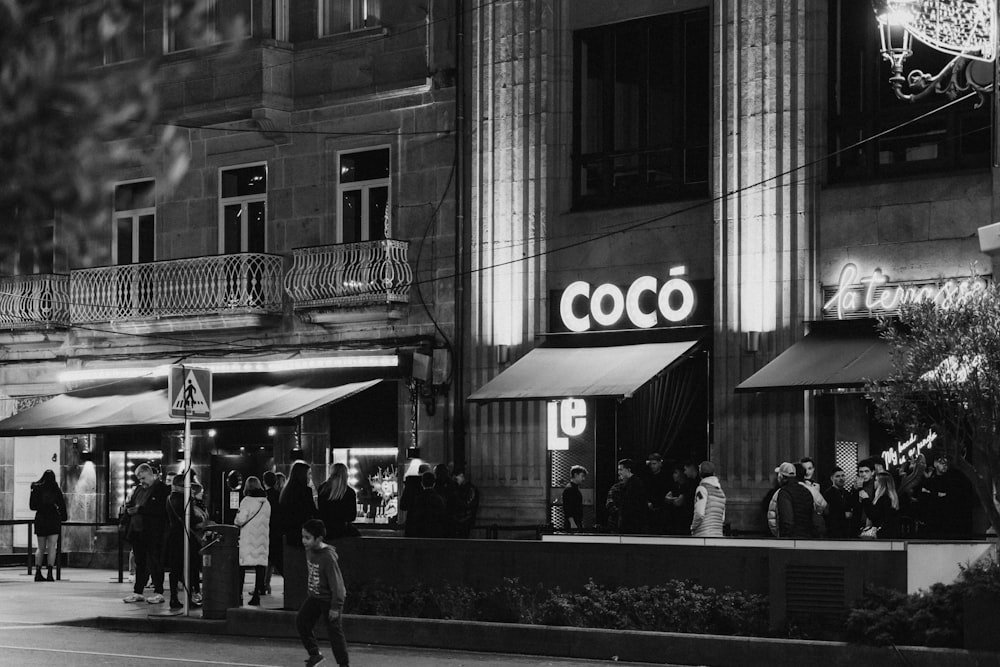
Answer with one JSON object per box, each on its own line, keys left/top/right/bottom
{"left": 690, "top": 476, "right": 726, "bottom": 537}
{"left": 235, "top": 490, "right": 271, "bottom": 567}
{"left": 776, "top": 482, "right": 817, "bottom": 537}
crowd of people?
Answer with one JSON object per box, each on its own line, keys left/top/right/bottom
{"left": 562, "top": 448, "right": 977, "bottom": 540}
{"left": 765, "top": 451, "right": 976, "bottom": 539}
{"left": 573, "top": 454, "right": 729, "bottom": 537}
{"left": 400, "top": 463, "right": 480, "bottom": 538}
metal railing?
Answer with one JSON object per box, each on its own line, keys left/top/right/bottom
{"left": 285, "top": 239, "right": 412, "bottom": 309}
{"left": 0, "top": 274, "right": 70, "bottom": 328}
{"left": 0, "top": 520, "right": 123, "bottom": 582}
{"left": 70, "top": 253, "right": 284, "bottom": 323}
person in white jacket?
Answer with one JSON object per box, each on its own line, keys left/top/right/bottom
{"left": 690, "top": 461, "right": 726, "bottom": 537}
{"left": 235, "top": 476, "right": 271, "bottom": 606}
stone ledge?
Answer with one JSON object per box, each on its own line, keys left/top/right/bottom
{"left": 64, "top": 610, "right": 1000, "bottom": 667}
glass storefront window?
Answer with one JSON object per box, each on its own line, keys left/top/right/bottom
{"left": 109, "top": 450, "right": 163, "bottom": 518}
{"left": 332, "top": 447, "right": 398, "bottom": 525}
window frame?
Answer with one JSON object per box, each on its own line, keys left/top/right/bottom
{"left": 217, "top": 162, "right": 268, "bottom": 254}
{"left": 336, "top": 146, "right": 391, "bottom": 244}
{"left": 165, "top": 0, "right": 255, "bottom": 53}
{"left": 112, "top": 178, "right": 156, "bottom": 266}
{"left": 571, "top": 10, "right": 710, "bottom": 210}
{"left": 317, "top": 0, "right": 381, "bottom": 38}
{"left": 826, "top": 0, "right": 991, "bottom": 183}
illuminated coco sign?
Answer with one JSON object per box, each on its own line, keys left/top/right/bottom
{"left": 559, "top": 275, "right": 697, "bottom": 332}
{"left": 822, "top": 263, "right": 987, "bottom": 320}
{"left": 547, "top": 398, "right": 587, "bottom": 451}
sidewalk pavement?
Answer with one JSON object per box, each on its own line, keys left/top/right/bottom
{"left": 0, "top": 566, "right": 284, "bottom": 628}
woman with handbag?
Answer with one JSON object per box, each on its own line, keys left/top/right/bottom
{"left": 318, "top": 462, "right": 359, "bottom": 540}
{"left": 235, "top": 476, "right": 271, "bottom": 606}
{"left": 279, "top": 460, "right": 316, "bottom": 610}
{"left": 29, "top": 470, "right": 66, "bottom": 582}
{"left": 862, "top": 471, "right": 901, "bottom": 539}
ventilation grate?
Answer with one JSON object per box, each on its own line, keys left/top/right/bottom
{"left": 786, "top": 564, "right": 846, "bottom": 618}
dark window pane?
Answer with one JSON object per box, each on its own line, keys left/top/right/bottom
{"left": 342, "top": 190, "right": 362, "bottom": 243}
{"left": 364, "top": 0, "right": 381, "bottom": 27}
{"left": 137, "top": 214, "right": 155, "bottom": 263}
{"left": 223, "top": 205, "right": 243, "bottom": 254}
{"left": 247, "top": 202, "right": 266, "bottom": 252}
{"left": 369, "top": 186, "right": 388, "bottom": 240}
{"left": 580, "top": 33, "right": 605, "bottom": 155}
{"left": 323, "top": 0, "right": 352, "bottom": 34}
{"left": 613, "top": 27, "right": 644, "bottom": 152}
{"left": 117, "top": 217, "right": 133, "bottom": 265}
{"left": 340, "top": 149, "right": 389, "bottom": 183}
{"left": 222, "top": 166, "right": 267, "bottom": 198}
{"left": 115, "top": 180, "right": 154, "bottom": 211}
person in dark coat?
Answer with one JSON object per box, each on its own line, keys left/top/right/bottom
{"left": 561, "top": 465, "right": 587, "bottom": 531}
{"left": 122, "top": 462, "right": 170, "bottom": 603}
{"left": 262, "top": 470, "right": 282, "bottom": 594}
{"left": 917, "top": 452, "right": 975, "bottom": 538}
{"left": 822, "top": 467, "right": 857, "bottom": 538}
{"left": 773, "top": 462, "right": 816, "bottom": 538}
{"left": 453, "top": 468, "right": 480, "bottom": 538}
{"left": 317, "top": 462, "right": 359, "bottom": 541}
{"left": 165, "top": 471, "right": 207, "bottom": 608}
{"left": 279, "top": 460, "right": 317, "bottom": 610}
{"left": 643, "top": 453, "right": 671, "bottom": 534}
{"left": 864, "top": 471, "right": 901, "bottom": 539}
{"left": 433, "top": 463, "right": 459, "bottom": 537}
{"left": 616, "top": 459, "right": 648, "bottom": 534}
{"left": 29, "top": 469, "right": 66, "bottom": 582}
{"left": 404, "top": 472, "right": 448, "bottom": 538}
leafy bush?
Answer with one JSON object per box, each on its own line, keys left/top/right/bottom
{"left": 845, "top": 558, "right": 1000, "bottom": 648}
{"left": 347, "top": 577, "right": 768, "bottom": 637}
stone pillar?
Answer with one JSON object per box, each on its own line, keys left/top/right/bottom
{"left": 465, "top": 0, "right": 569, "bottom": 524}
{"left": 713, "top": 1, "right": 825, "bottom": 530}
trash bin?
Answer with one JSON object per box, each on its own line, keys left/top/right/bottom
{"left": 200, "top": 524, "right": 241, "bottom": 619}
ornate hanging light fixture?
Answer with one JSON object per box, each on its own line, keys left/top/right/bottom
{"left": 871, "top": 0, "right": 997, "bottom": 104}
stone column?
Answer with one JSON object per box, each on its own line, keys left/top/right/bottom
{"left": 465, "top": 0, "right": 569, "bottom": 524}
{"left": 713, "top": 1, "right": 825, "bottom": 530}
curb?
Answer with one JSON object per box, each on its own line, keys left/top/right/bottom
{"left": 62, "top": 610, "right": 1000, "bottom": 667}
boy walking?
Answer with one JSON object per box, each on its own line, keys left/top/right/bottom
{"left": 297, "top": 519, "right": 349, "bottom": 667}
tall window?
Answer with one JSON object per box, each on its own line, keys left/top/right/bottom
{"left": 338, "top": 148, "right": 389, "bottom": 243}
{"left": 113, "top": 180, "right": 155, "bottom": 265}
{"left": 81, "top": 2, "right": 146, "bottom": 65}
{"left": 168, "top": 0, "right": 253, "bottom": 52}
{"left": 828, "top": 0, "right": 991, "bottom": 182}
{"left": 573, "top": 10, "right": 710, "bottom": 209}
{"left": 319, "top": 0, "right": 381, "bottom": 37}
{"left": 219, "top": 164, "right": 267, "bottom": 253}
{"left": 16, "top": 222, "right": 55, "bottom": 275}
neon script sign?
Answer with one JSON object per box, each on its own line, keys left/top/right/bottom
{"left": 881, "top": 431, "right": 937, "bottom": 468}
{"left": 560, "top": 276, "right": 696, "bottom": 332}
{"left": 822, "top": 263, "right": 986, "bottom": 320}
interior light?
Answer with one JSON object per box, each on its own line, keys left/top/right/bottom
{"left": 267, "top": 427, "right": 277, "bottom": 437}
{"left": 58, "top": 354, "right": 400, "bottom": 382}
{"left": 208, "top": 429, "right": 217, "bottom": 438}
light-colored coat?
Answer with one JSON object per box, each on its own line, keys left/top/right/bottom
{"left": 235, "top": 494, "right": 271, "bottom": 567}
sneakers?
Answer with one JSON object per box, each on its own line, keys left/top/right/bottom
{"left": 145, "top": 593, "right": 166, "bottom": 604}
{"left": 304, "top": 655, "right": 325, "bottom": 666}
{"left": 123, "top": 593, "right": 145, "bottom": 603}
{"left": 190, "top": 592, "right": 203, "bottom": 606}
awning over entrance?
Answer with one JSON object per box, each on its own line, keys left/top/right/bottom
{"left": 468, "top": 341, "right": 700, "bottom": 402}
{"left": 0, "top": 374, "right": 382, "bottom": 436}
{"left": 735, "top": 329, "right": 891, "bottom": 393}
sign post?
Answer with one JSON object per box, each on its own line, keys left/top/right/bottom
{"left": 168, "top": 365, "right": 212, "bottom": 616}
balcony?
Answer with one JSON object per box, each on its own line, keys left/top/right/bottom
{"left": 0, "top": 274, "right": 70, "bottom": 332}
{"left": 70, "top": 253, "right": 284, "bottom": 335}
{"left": 285, "top": 240, "right": 412, "bottom": 324}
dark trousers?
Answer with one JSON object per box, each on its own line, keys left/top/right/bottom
{"left": 168, "top": 543, "right": 201, "bottom": 598}
{"left": 132, "top": 537, "right": 164, "bottom": 595}
{"left": 296, "top": 596, "right": 349, "bottom": 666}
{"left": 240, "top": 565, "right": 266, "bottom": 595}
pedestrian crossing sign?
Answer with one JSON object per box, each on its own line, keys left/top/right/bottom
{"left": 169, "top": 365, "right": 212, "bottom": 420}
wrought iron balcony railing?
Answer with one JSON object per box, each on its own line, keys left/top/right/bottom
{"left": 285, "top": 239, "right": 412, "bottom": 309}
{"left": 0, "top": 274, "right": 70, "bottom": 329}
{"left": 70, "top": 253, "right": 284, "bottom": 323}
